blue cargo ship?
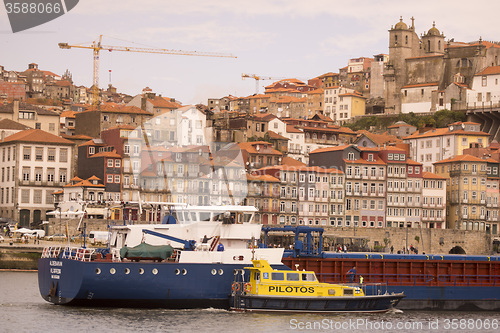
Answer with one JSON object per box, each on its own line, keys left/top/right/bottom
{"left": 38, "top": 212, "right": 500, "bottom": 310}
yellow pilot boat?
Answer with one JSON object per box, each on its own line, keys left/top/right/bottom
{"left": 230, "top": 259, "right": 405, "bottom": 313}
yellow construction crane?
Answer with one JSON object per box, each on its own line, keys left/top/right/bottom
{"left": 59, "top": 35, "right": 237, "bottom": 106}
{"left": 241, "top": 73, "right": 308, "bottom": 94}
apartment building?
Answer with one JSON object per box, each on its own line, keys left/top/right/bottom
{"left": 404, "top": 121, "right": 490, "bottom": 172}
{"left": 0, "top": 129, "right": 73, "bottom": 227}
{"left": 434, "top": 155, "right": 489, "bottom": 231}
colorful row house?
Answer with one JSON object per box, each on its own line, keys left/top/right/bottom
{"left": 434, "top": 155, "right": 499, "bottom": 234}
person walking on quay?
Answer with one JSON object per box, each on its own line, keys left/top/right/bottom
{"left": 346, "top": 266, "right": 357, "bottom": 283}
{"left": 390, "top": 245, "right": 394, "bottom": 254}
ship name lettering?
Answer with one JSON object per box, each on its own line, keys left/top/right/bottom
{"left": 51, "top": 274, "right": 60, "bottom": 279}
{"left": 269, "top": 285, "right": 314, "bottom": 293}
{"left": 50, "top": 268, "right": 61, "bottom": 274}
{"left": 49, "top": 261, "right": 63, "bottom": 267}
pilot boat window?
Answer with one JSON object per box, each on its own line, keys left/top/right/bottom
{"left": 242, "top": 213, "right": 253, "bottom": 223}
{"left": 190, "top": 212, "right": 197, "bottom": 221}
{"left": 271, "top": 272, "right": 285, "bottom": 281}
{"left": 200, "top": 212, "right": 211, "bottom": 221}
{"left": 253, "top": 272, "right": 260, "bottom": 281}
{"left": 343, "top": 288, "right": 354, "bottom": 296}
{"left": 287, "top": 273, "right": 300, "bottom": 281}
{"left": 301, "top": 273, "right": 316, "bottom": 281}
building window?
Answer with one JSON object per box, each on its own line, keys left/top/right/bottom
{"left": 59, "top": 169, "right": 67, "bottom": 183}
{"left": 21, "top": 189, "right": 30, "bottom": 203}
{"left": 60, "top": 148, "right": 68, "bottom": 163}
{"left": 48, "top": 149, "right": 56, "bottom": 161}
{"left": 89, "top": 146, "right": 95, "bottom": 155}
{"left": 114, "top": 175, "right": 120, "bottom": 183}
{"left": 33, "top": 190, "right": 42, "bottom": 204}
{"left": 35, "top": 147, "right": 43, "bottom": 161}
{"left": 35, "top": 168, "right": 42, "bottom": 182}
{"left": 22, "top": 168, "right": 30, "bottom": 181}
{"left": 23, "top": 147, "right": 31, "bottom": 160}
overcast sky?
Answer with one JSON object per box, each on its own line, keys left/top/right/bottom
{"left": 1, "top": 0, "right": 499, "bottom": 105}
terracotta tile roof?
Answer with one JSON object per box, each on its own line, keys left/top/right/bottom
{"left": 356, "top": 130, "right": 402, "bottom": 145}
{"left": 79, "top": 139, "right": 106, "bottom": 147}
{"left": 339, "top": 92, "right": 366, "bottom": 99}
{"left": 88, "top": 175, "right": 101, "bottom": 181}
{"left": 252, "top": 113, "right": 276, "bottom": 121}
{"left": 150, "top": 96, "right": 182, "bottom": 109}
{"left": 64, "top": 179, "right": 105, "bottom": 188}
{"left": 246, "top": 174, "right": 280, "bottom": 182}
{"left": 84, "top": 104, "right": 153, "bottom": 115}
{"left": 434, "top": 154, "right": 487, "bottom": 165}
{"left": 286, "top": 125, "right": 303, "bottom": 133}
{"left": 403, "top": 127, "right": 489, "bottom": 139}
{"left": 0, "top": 129, "right": 73, "bottom": 145}
{"left": 310, "top": 145, "right": 350, "bottom": 154}
{"left": 422, "top": 171, "right": 447, "bottom": 180}
{"left": 281, "top": 156, "right": 306, "bottom": 167}
{"left": 311, "top": 114, "right": 334, "bottom": 122}
{"left": 307, "top": 88, "right": 324, "bottom": 95}
{"left": 0, "top": 102, "right": 59, "bottom": 116}
{"left": 406, "top": 159, "right": 422, "bottom": 166}
{"left": 60, "top": 110, "right": 77, "bottom": 118}
{"left": 62, "top": 134, "right": 93, "bottom": 140}
{"left": 0, "top": 118, "right": 31, "bottom": 130}
{"left": 267, "top": 130, "right": 289, "bottom": 140}
{"left": 448, "top": 121, "right": 481, "bottom": 126}
{"left": 475, "top": 66, "right": 500, "bottom": 76}
{"left": 49, "top": 80, "right": 72, "bottom": 87}
{"left": 401, "top": 82, "right": 439, "bottom": 89}
{"left": 238, "top": 142, "right": 282, "bottom": 155}
{"left": 70, "top": 176, "right": 83, "bottom": 182}
{"left": 90, "top": 151, "right": 122, "bottom": 158}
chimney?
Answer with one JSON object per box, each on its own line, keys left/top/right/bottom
{"left": 13, "top": 99, "right": 19, "bottom": 121}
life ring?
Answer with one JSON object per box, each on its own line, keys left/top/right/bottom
{"left": 232, "top": 283, "right": 240, "bottom": 292}
{"left": 243, "top": 283, "right": 252, "bottom": 293}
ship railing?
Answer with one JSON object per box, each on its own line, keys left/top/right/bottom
{"left": 41, "top": 246, "right": 96, "bottom": 262}
{"left": 41, "top": 246, "right": 62, "bottom": 258}
{"left": 437, "top": 274, "right": 500, "bottom": 287}
{"left": 321, "top": 272, "right": 500, "bottom": 287}
{"left": 318, "top": 272, "right": 436, "bottom": 286}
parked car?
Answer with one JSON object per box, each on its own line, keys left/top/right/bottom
{"left": 27, "top": 230, "right": 46, "bottom": 238}
{"left": 46, "top": 233, "right": 67, "bottom": 241}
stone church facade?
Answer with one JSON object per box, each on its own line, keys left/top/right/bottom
{"left": 384, "top": 17, "right": 500, "bottom": 114}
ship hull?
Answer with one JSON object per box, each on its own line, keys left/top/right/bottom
{"left": 230, "top": 294, "right": 404, "bottom": 313}
{"left": 38, "top": 257, "right": 287, "bottom": 308}
{"left": 283, "top": 254, "right": 500, "bottom": 311}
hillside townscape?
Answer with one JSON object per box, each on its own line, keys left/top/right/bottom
{"left": 2, "top": 17, "right": 500, "bottom": 254}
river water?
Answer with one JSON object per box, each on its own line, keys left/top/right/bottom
{"left": 0, "top": 271, "right": 499, "bottom": 333}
